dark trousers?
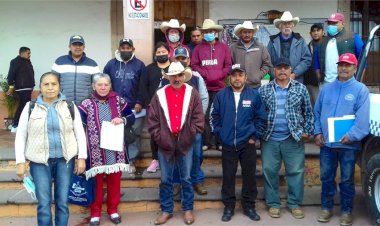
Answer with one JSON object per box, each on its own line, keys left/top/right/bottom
{"left": 221, "top": 143, "right": 258, "bottom": 210}
{"left": 151, "top": 139, "right": 158, "bottom": 160}
{"left": 13, "top": 90, "right": 32, "bottom": 127}
{"left": 204, "top": 91, "right": 218, "bottom": 146}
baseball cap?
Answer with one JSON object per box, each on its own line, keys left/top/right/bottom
{"left": 310, "top": 23, "right": 324, "bottom": 31}
{"left": 69, "top": 35, "right": 85, "bottom": 45}
{"left": 174, "top": 47, "right": 189, "bottom": 58}
{"left": 119, "top": 38, "right": 134, "bottom": 47}
{"left": 274, "top": 58, "right": 291, "bottom": 67}
{"left": 337, "top": 53, "right": 358, "bottom": 66}
{"left": 327, "top": 13, "right": 345, "bottom": 23}
{"left": 230, "top": 64, "right": 246, "bottom": 74}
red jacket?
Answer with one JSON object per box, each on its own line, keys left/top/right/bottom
{"left": 191, "top": 40, "right": 232, "bottom": 92}
{"left": 147, "top": 84, "right": 204, "bottom": 159}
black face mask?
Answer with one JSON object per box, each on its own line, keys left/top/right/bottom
{"left": 155, "top": 55, "right": 169, "bottom": 63}
{"left": 120, "top": 51, "right": 133, "bottom": 61}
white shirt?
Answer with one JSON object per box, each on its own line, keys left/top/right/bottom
{"left": 233, "top": 92, "right": 241, "bottom": 112}
{"left": 324, "top": 38, "right": 339, "bottom": 83}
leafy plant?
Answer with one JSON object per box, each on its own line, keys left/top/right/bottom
{"left": 0, "top": 74, "right": 17, "bottom": 118}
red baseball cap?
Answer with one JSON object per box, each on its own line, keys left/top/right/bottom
{"left": 327, "top": 13, "right": 345, "bottom": 22}
{"left": 337, "top": 53, "right": 358, "bottom": 66}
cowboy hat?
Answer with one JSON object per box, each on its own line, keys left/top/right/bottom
{"left": 233, "top": 21, "right": 258, "bottom": 37}
{"left": 162, "top": 62, "right": 192, "bottom": 83}
{"left": 273, "top": 11, "right": 299, "bottom": 28}
{"left": 200, "top": 19, "right": 224, "bottom": 32}
{"left": 160, "top": 19, "right": 186, "bottom": 33}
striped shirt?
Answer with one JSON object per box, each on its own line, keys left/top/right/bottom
{"left": 270, "top": 80, "right": 291, "bottom": 141}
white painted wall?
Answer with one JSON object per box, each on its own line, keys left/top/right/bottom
{"left": 0, "top": 0, "right": 112, "bottom": 90}
{"left": 209, "top": 0, "right": 338, "bottom": 43}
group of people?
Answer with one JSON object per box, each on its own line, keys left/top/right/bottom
{"left": 8, "top": 10, "right": 370, "bottom": 226}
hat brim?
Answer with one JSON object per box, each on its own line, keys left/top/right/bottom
{"left": 162, "top": 67, "right": 192, "bottom": 83}
{"left": 233, "top": 25, "right": 258, "bottom": 37}
{"left": 273, "top": 17, "right": 299, "bottom": 29}
{"left": 160, "top": 22, "right": 186, "bottom": 33}
{"left": 230, "top": 68, "right": 246, "bottom": 74}
{"left": 200, "top": 25, "right": 224, "bottom": 32}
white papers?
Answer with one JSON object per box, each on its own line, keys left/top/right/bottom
{"left": 327, "top": 115, "right": 355, "bottom": 143}
{"left": 132, "top": 109, "right": 146, "bottom": 118}
{"left": 100, "top": 121, "right": 124, "bottom": 152}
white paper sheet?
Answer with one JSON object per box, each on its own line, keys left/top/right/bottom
{"left": 100, "top": 121, "right": 124, "bottom": 152}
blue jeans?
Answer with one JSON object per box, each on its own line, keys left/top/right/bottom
{"left": 157, "top": 146, "right": 194, "bottom": 214}
{"left": 30, "top": 158, "right": 74, "bottom": 226}
{"left": 320, "top": 146, "right": 358, "bottom": 213}
{"left": 261, "top": 137, "right": 305, "bottom": 208}
{"left": 173, "top": 133, "right": 204, "bottom": 185}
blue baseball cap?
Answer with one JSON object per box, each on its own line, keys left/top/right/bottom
{"left": 274, "top": 58, "right": 291, "bottom": 67}
{"left": 69, "top": 35, "right": 85, "bottom": 45}
{"left": 174, "top": 47, "right": 189, "bottom": 58}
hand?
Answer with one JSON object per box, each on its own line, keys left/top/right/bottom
{"left": 248, "top": 138, "right": 255, "bottom": 144}
{"left": 75, "top": 159, "right": 86, "bottom": 175}
{"left": 16, "top": 163, "right": 26, "bottom": 179}
{"left": 290, "top": 73, "right": 296, "bottom": 80}
{"left": 314, "top": 134, "right": 325, "bottom": 147}
{"left": 302, "top": 134, "right": 310, "bottom": 141}
{"left": 340, "top": 135, "right": 352, "bottom": 145}
{"left": 111, "top": 117, "right": 124, "bottom": 125}
{"left": 134, "top": 104, "right": 142, "bottom": 113}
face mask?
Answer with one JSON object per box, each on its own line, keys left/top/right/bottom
{"left": 23, "top": 176, "right": 37, "bottom": 200}
{"left": 168, "top": 34, "right": 180, "bottom": 43}
{"left": 327, "top": 25, "right": 339, "bottom": 36}
{"left": 155, "top": 55, "right": 169, "bottom": 63}
{"left": 120, "top": 51, "right": 133, "bottom": 61}
{"left": 204, "top": 33, "right": 215, "bottom": 42}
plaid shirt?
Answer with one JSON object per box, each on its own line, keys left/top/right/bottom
{"left": 259, "top": 79, "right": 314, "bottom": 141}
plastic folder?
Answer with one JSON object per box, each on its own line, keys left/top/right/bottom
{"left": 327, "top": 115, "right": 355, "bottom": 143}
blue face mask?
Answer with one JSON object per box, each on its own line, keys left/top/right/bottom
{"left": 23, "top": 176, "right": 37, "bottom": 200}
{"left": 327, "top": 25, "right": 339, "bottom": 36}
{"left": 204, "top": 33, "right": 215, "bottom": 42}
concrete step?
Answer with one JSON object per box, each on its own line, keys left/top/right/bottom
{"left": 0, "top": 185, "right": 351, "bottom": 217}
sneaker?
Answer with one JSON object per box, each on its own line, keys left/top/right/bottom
{"left": 202, "top": 145, "right": 208, "bottom": 151}
{"left": 10, "top": 126, "right": 17, "bottom": 133}
{"left": 129, "top": 162, "right": 136, "bottom": 174}
{"left": 340, "top": 212, "right": 353, "bottom": 226}
{"left": 268, "top": 207, "right": 281, "bottom": 218}
{"left": 290, "top": 207, "right": 304, "bottom": 219}
{"left": 147, "top": 160, "right": 159, "bottom": 173}
{"left": 317, "top": 209, "right": 333, "bottom": 222}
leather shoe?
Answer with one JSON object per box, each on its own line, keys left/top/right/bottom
{"left": 193, "top": 184, "right": 208, "bottom": 195}
{"left": 183, "top": 211, "right": 195, "bottom": 225}
{"left": 221, "top": 208, "right": 234, "bottom": 222}
{"left": 89, "top": 220, "right": 100, "bottom": 226}
{"left": 154, "top": 212, "right": 173, "bottom": 225}
{"left": 244, "top": 208, "right": 260, "bottom": 221}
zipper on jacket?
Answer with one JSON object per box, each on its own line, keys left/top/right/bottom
{"left": 234, "top": 107, "right": 238, "bottom": 151}
{"left": 74, "top": 63, "right": 77, "bottom": 103}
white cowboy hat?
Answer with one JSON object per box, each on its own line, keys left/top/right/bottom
{"left": 162, "top": 62, "right": 192, "bottom": 83}
{"left": 273, "top": 11, "right": 300, "bottom": 28}
{"left": 233, "top": 21, "right": 259, "bottom": 37}
{"left": 160, "top": 19, "right": 186, "bottom": 33}
{"left": 200, "top": 19, "right": 224, "bottom": 32}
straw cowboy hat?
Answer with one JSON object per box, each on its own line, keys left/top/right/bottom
{"left": 233, "top": 21, "right": 259, "bottom": 37}
{"left": 200, "top": 19, "right": 224, "bottom": 32}
{"left": 273, "top": 11, "right": 300, "bottom": 28}
{"left": 160, "top": 19, "right": 186, "bottom": 33}
{"left": 162, "top": 62, "right": 192, "bottom": 82}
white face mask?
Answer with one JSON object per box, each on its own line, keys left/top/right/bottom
{"left": 168, "top": 34, "right": 180, "bottom": 43}
{"left": 23, "top": 176, "right": 37, "bottom": 200}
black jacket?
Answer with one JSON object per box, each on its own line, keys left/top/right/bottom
{"left": 7, "top": 56, "right": 35, "bottom": 89}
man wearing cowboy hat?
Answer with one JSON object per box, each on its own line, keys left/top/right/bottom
{"left": 230, "top": 21, "right": 272, "bottom": 89}
{"left": 314, "top": 13, "right": 364, "bottom": 87}
{"left": 147, "top": 61, "right": 204, "bottom": 225}
{"left": 267, "top": 11, "right": 311, "bottom": 84}
{"left": 314, "top": 53, "right": 369, "bottom": 226}
{"left": 191, "top": 18, "right": 232, "bottom": 151}
{"left": 211, "top": 64, "right": 266, "bottom": 222}
{"left": 160, "top": 19, "right": 190, "bottom": 61}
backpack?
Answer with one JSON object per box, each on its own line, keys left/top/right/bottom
{"left": 28, "top": 100, "right": 75, "bottom": 120}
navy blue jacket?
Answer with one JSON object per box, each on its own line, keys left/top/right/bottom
{"left": 103, "top": 52, "right": 145, "bottom": 108}
{"left": 211, "top": 86, "right": 267, "bottom": 149}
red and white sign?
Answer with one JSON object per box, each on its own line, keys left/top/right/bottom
{"left": 127, "top": 0, "right": 149, "bottom": 19}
